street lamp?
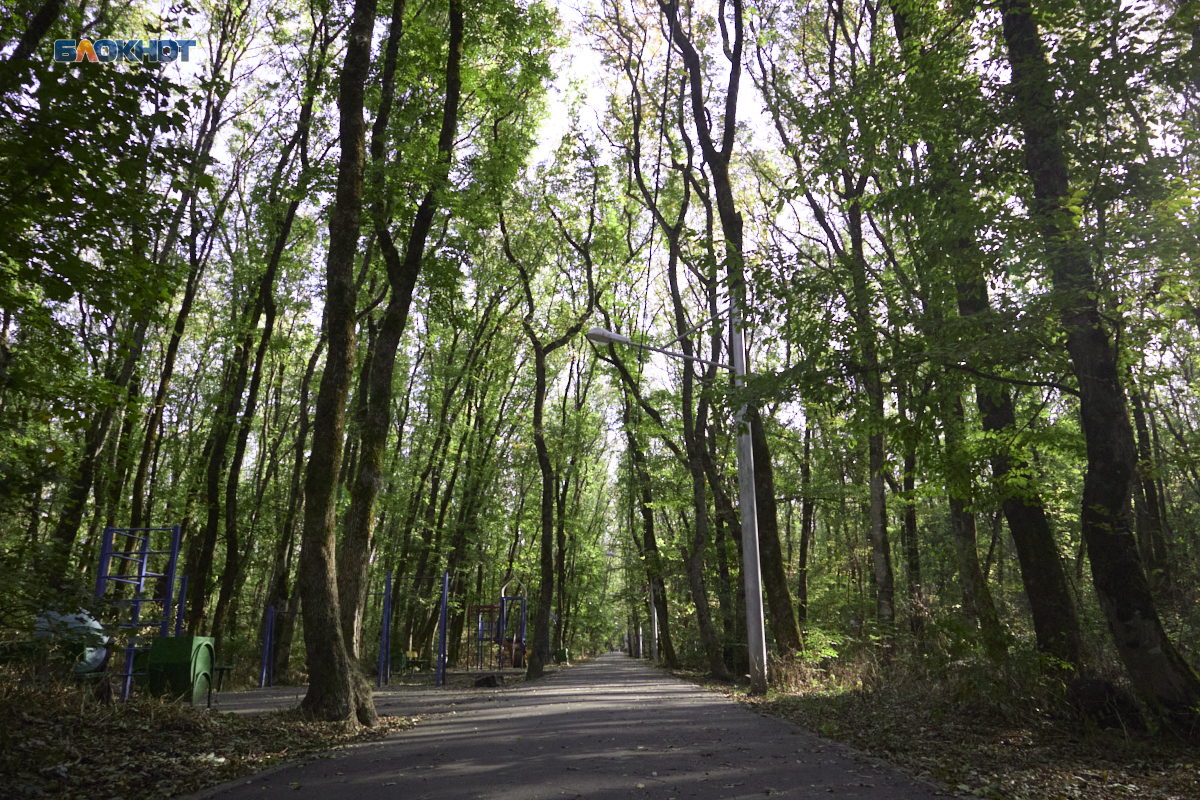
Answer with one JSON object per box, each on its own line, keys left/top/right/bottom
{"left": 586, "top": 323, "right": 768, "bottom": 694}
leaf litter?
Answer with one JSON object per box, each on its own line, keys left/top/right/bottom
{"left": 0, "top": 672, "right": 417, "bottom": 799}
{"left": 674, "top": 667, "right": 1198, "bottom": 800}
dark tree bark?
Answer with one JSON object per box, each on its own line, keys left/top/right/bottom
{"left": 296, "top": 0, "right": 379, "bottom": 726}
{"left": 505, "top": 205, "right": 594, "bottom": 680}
{"left": 884, "top": 0, "right": 1080, "bottom": 667}
{"left": 5, "top": 0, "right": 62, "bottom": 65}
{"left": 262, "top": 339, "right": 321, "bottom": 679}
{"left": 338, "top": 0, "right": 463, "bottom": 661}
{"left": 847, "top": 200, "right": 896, "bottom": 628}
{"left": 130, "top": 256, "right": 207, "bottom": 530}
{"left": 661, "top": 0, "right": 775, "bottom": 689}
{"left": 622, "top": 401, "right": 679, "bottom": 668}
{"left": 974, "top": 380, "right": 1082, "bottom": 667}
{"left": 749, "top": 408, "right": 803, "bottom": 657}
{"left": 754, "top": 19, "right": 897, "bottom": 629}
{"left": 944, "top": 395, "right": 1007, "bottom": 662}
{"left": 1128, "top": 377, "right": 1170, "bottom": 592}
{"left": 797, "top": 423, "right": 815, "bottom": 626}
{"left": 999, "top": 0, "right": 1200, "bottom": 724}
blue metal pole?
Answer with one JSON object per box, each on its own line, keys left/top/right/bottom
{"left": 259, "top": 605, "right": 274, "bottom": 688}
{"left": 378, "top": 571, "right": 392, "bottom": 687}
{"left": 175, "top": 575, "right": 188, "bottom": 636}
{"left": 159, "top": 525, "right": 181, "bottom": 637}
{"left": 135, "top": 532, "right": 151, "bottom": 592}
{"left": 497, "top": 599, "right": 506, "bottom": 667}
{"left": 520, "top": 597, "right": 527, "bottom": 668}
{"left": 436, "top": 571, "right": 449, "bottom": 687}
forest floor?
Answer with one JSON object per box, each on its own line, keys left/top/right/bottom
{"left": 4, "top": 657, "right": 1197, "bottom": 800}
{"left": 674, "top": 666, "right": 1200, "bottom": 800}
{"left": 0, "top": 664, "right": 549, "bottom": 800}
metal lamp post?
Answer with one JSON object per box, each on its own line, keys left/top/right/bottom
{"left": 585, "top": 323, "right": 768, "bottom": 694}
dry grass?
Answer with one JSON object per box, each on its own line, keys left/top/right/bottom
{"left": 674, "top": 646, "right": 1200, "bottom": 800}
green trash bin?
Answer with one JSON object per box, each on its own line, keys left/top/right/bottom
{"left": 146, "top": 636, "right": 214, "bottom": 706}
{"left": 555, "top": 648, "right": 569, "bottom": 665}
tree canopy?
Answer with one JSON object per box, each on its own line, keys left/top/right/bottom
{"left": 2, "top": 0, "right": 1199, "bottom": 731}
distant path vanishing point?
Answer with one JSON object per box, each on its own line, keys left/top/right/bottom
{"left": 189, "top": 652, "right": 945, "bottom": 799}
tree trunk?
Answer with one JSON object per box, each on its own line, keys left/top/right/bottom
{"left": 623, "top": 404, "right": 679, "bottom": 668}
{"left": 749, "top": 408, "right": 803, "bottom": 657}
{"left": 338, "top": 0, "right": 463, "bottom": 662}
{"left": 1000, "top": 0, "right": 1200, "bottom": 724}
{"left": 1128, "top": 377, "right": 1170, "bottom": 593}
{"left": 849, "top": 199, "right": 896, "bottom": 628}
{"left": 798, "top": 423, "right": 815, "bottom": 627}
{"left": 5, "top": 0, "right": 63, "bottom": 66}
{"left": 296, "top": 0, "right": 379, "bottom": 727}
{"left": 944, "top": 395, "right": 1008, "bottom": 662}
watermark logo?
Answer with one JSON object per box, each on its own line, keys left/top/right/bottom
{"left": 53, "top": 39, "right": 197, "bottom": 63}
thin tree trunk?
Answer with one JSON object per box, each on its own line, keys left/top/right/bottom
{"left": 798, "top": 423, "right": 815, "bottom": 626}
{"left": 944, "top": 395, "right": 1007, "bottom": 661}
{"left": 623, "top": 403, "right": 679, "bottom": 668}
{"left": 749, "top": 407, "right": 803, "bottom": 657}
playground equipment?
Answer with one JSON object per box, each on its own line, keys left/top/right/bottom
{"left": 258, "top": 604, "right": 298, "bottom": 688}
{"left": 94, "top": 525, "right": 210, "bottom": 703}
{"left": 469, "top": 604, "right": 499, "bottom": 670}
{"left": 496, "top": 579, "right": 527, "bottom": 669}
{"left": 376, "top": 571, "right": 393, "bottom": 687}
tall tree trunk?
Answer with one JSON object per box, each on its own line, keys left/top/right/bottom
{"left": 296, "top": 0, "right": 379, "bottom": 727}
{"left": 975, "top": 381, "right": 1082, "bottom": 667}
{"left": 999, "top": 0, "right": 1200, "bottom": 724}
{"left": 848, "top": 199, "right": 896, "bottom": 627}
{"left": 623, "top": 403, "right": 679, "bottom": 668}
{"left": 130, "top": 258, "right": 207, "bottom": 530}
{"left": 684, "top": 440, "right": 731, "bottom": 680}
{"left": 749, "top": 408, "right": 803, "bottom": 657}
{"left": 212, "top": 289, "right": 279, "bottom": 655}
{"left": 44, "top": 315, "right": 149, "bottom": 582}
{"left": 944, "top": 395, "right": 1007, "bottom": 661}
{"left": 526, "top": 344, "right": 555, "bottom": 680}
{"left": 1128, "top": 377, "right": 1170, "bottom": 593}
{"left": 797, "top": 423, "right": 815, "bottom": 626}
{"left": 705, "top": 416, "right": 738, "bottom": 667}
{"left": 338, "top": 0, "right": 463, "bottom": 660}
{"left": 5, "top": 0, "right": 63, "bottom": 66}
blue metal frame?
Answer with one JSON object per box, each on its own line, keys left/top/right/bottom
{"left": 258, "top": 604, "right": 298, "bottom": 688}
{"left": 497, "top": 579, "right": 527, "bottom": 669}
{"left": 376, "top": 572, "right": 393, "bottom": 687}
{"left": 435, "top": 572, "right": 449, "bottom": 687}
{"left": 94, "top": 525, "right": 181, "bottom": 701}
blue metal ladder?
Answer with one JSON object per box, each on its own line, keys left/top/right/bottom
{"left": 93, "top": 525, "right": 183, "bottom": 700}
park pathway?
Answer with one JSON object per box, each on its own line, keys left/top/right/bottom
{"left": 190, "top": 652, "right": 945, "bottom": 800}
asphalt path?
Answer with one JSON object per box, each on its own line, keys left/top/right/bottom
{"left": 191, "top": 652, "right": 945, "bottom": 800}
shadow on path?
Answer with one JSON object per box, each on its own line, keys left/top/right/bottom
{"left": 188, "top": 652, "right": 945, "bottom": 799}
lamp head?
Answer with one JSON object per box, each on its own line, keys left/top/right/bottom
{"left": 586, "top": 326, "right": 633, "bottom": 347}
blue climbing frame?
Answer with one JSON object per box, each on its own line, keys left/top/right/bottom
{"left": 376, "top": 571, "right": 393, "bottom": 687}
{"left": 258, "top": 604, "right": 298, "bottom": 688}
{"left": 93, "top": 525, "right": 182, "bottom": 701}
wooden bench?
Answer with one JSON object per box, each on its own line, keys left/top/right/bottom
{"left": 405, "top": 650, "right": 430, "bottom": 673}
